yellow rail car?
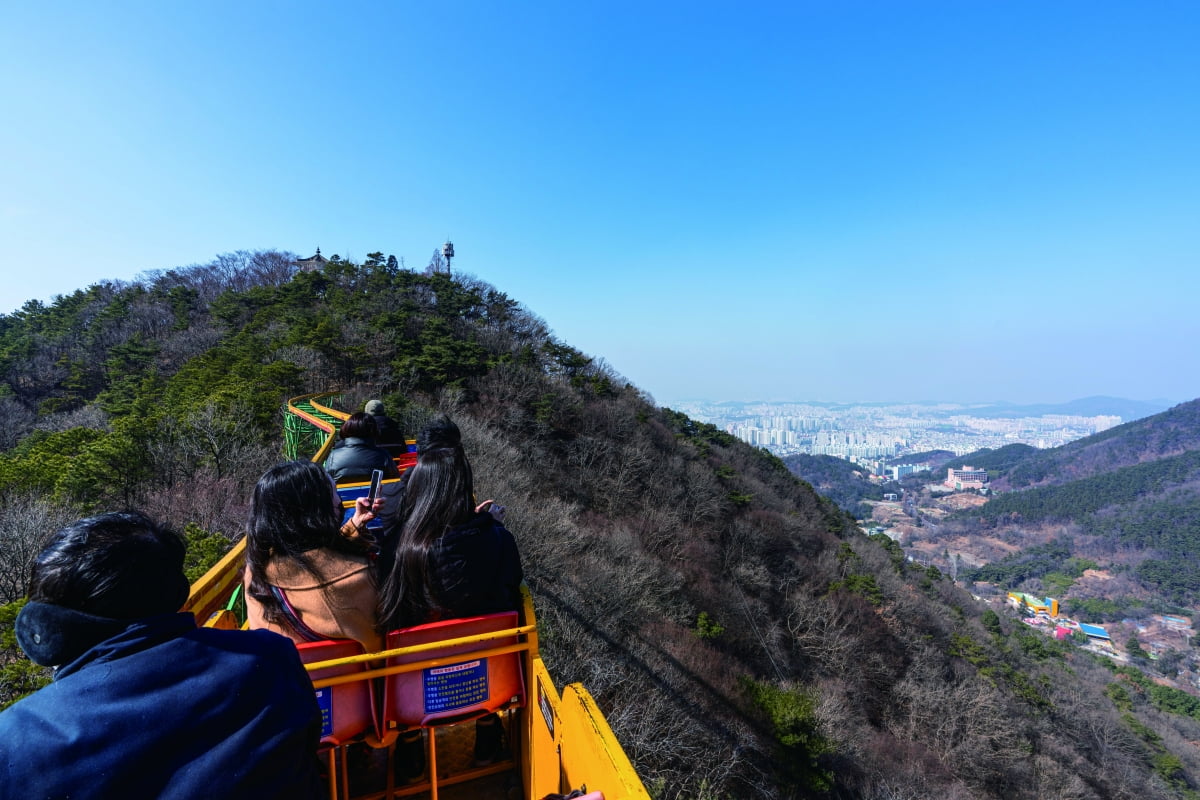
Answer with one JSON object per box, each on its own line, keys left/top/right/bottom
{"left": 183, "top": 394, "right": 649, "bottom": 800}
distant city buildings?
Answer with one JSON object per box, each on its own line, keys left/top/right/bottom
{"left": 889, "top": 463, "right": 929, "bottom": 481}
{"left": 945, "top": 465, "right": 989, "bottom": 490}
{"left": 675, "top": 400, "right": 1123, "bottom": 466}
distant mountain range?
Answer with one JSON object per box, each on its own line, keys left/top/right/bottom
{"left": 959, "top": 396, "right": 1173, "bottom": 421}
{"left": 981, "top": 398, "right": 1200, "bottom": 489}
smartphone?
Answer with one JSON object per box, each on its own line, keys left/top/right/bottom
{"left": 366, "top": 469, "right": 384, "bottom": 504}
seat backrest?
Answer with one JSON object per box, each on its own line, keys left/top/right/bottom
{"left": 381, "top": 443, "right": 418, "bottom": 467}
{"left": 382, "top": 611, "right": 524, "bottom": 730}
{"left": 296, "top": 638, "right": 377, "bottom": 745}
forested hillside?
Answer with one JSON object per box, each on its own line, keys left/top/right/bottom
{"left": 783, "top": 453, "right": 898, "bottom": 519}
{"left": 944, "top": 443, "right": 1039, "bottom": 478}
{"left": 943, "top": 403, "right": 1200, "bottom": 605}
{"left": 1, "top": 251, "right": 1198, "bottom": 799}
{"left": 983, "top": 400, "right": 1200, "bottom": 490}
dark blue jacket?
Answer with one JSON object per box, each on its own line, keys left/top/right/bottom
{"left": 0, "top": 612, "right": 323, "bottom": 800}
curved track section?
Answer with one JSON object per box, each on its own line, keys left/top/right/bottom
{"left": 284, "top": 392, "right": 349, "bottom": 462}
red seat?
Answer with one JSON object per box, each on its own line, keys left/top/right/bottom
{"left": 296, "top": 638, "right": 379, "bottom": 799}
{"left": 296, "top": 638, "right": 377, "bottom": 744}
{"left": 380, "top": 612, "right": 526, "bottom": 799}
{"left": 381, "top": 611, "right": 524, "bottom": 731}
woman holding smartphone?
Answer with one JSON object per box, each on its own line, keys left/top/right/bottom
{"left": 244, "top": 460, "right": 385, "bottom": 652}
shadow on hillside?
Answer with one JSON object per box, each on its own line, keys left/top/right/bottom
{"left": 531, "top": 580, "right": 777, "bottom": 752}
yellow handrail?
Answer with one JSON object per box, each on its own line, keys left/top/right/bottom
{"left": 304, "top": 624, "right": 538, "bottom": 672}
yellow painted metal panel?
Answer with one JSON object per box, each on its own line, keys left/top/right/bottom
{"left": 526, "top": 658, "right": 565, "bottom": 799}
{"left": 183, "top": 537, "right": 246, "bottom": 624}
{"left": 558, "top": 684, "right": 652, "bottom": 800}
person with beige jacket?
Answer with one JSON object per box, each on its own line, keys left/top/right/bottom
{"left": 244, "top": 460, "right": 385, "bottom": 652}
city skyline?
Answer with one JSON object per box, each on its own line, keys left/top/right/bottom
{"left": 2, "top": 2, "right": 1197, "bottom": 408}
{"left": 676, "top": 397, "right": 1135, "bottom": 460}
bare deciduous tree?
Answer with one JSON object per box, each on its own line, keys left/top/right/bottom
{"left": 0, "top": 492, "right": 81, "bottom": 603}
{"left": 0, "top": 398, "right": 35, "bottom": 451}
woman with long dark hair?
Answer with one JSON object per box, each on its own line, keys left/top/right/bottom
{"left": 379, "top": 417, "right": 521, "bottom": 630}
{"left": 245, "top": 460, "right": 384, "bottom": 652}
{"left": 378, "top": 417, "right": 522, "bottom": 770}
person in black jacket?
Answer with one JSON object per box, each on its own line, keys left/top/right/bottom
{"left": 378, "top": 416, "right": 521, "bottom": 771}
{"left": 0, "top": 512, "right": 323, "bottom": 800}
{"left": 364, "top": 399, "right": 405, "bottom": 447}
{"left": 323, "top": 412, "right": 401, "bottom": 483}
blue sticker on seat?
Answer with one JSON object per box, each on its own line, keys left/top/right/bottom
{"left": 423, "top": 660, "right": 489, "bottom": 713}
{"left": 315, "top": 688, "right": 333, "bottom": 738}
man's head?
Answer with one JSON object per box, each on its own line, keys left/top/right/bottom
{"left": 18, "top": 512, "right": 190, "bottom": 667}
{"left": 365, "top": 399, "right": 385, "bottom": 416}
{"left": 29, "top": 511, "right": 189, "bottom": 620}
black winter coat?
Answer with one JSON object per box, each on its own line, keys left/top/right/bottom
{"left": 378, "top": 511, "right": 524, "bottom": 626}
{"left": 324, "top": 437, "right": 400, "bottom": 482}
{"left": 429, "top": 512, "right": 524, "bottom": 620}
{"left": 370, "top": 413, "right": 405, "bottom": 446}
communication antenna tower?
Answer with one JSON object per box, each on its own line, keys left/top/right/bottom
{"left": 442, "top": 240, "right": 455, "bottom": 274}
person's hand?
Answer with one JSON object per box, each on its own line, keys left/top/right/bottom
{"left": 351, "top": 496, "right": 383, "bottom": 529}
{"left": 476, "top": 499, "right": 506, "bottom": 522}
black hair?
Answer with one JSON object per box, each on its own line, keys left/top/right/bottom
{"left": 416, "top": 415, "right": 462, "bottom": 455}
{"left": 29, "top": 511, "right": 189, "bottom": 620}
{"left": 340, "top": 412, "right": 379, "bottom": 442}
{"left": 379, "top": 418, "right": 474, "bottom": 629}
{"left": 245, "top": 460, "right": 366, "bottom": 626}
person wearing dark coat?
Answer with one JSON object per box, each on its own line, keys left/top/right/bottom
{"left": 365, "top": 399, "right": 405, "bottom": 447}
{"left": 0, "top": 511, "right": 323, "bottom": 800}
{"left": 323, "top": 412, "right": 401, "bottom": 483}
{"left": 378, "top": 416, "right": 522, "bottom": 776}
{"left": 426, "top": 509, "right": 522, "bottom": 620}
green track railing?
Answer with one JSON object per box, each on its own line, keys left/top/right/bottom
{"left": 283, "top": 392, "right": 346, "bottom": 461}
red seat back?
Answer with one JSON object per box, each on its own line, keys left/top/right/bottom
{"left": 296, "top": 638, "right": 377, "bottom": 744}
{"left": 382, "top": 611, "right": 524, "bottom": 730}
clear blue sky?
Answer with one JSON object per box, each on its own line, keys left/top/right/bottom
{"left": 2, "top": 1, "right": 1197, "bottom": 408}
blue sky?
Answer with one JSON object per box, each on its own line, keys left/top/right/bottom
{"left": 2, "top": 2, "right": 1197, "bottom": 408}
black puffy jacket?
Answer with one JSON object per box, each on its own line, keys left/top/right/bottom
{"left": 370, "top": 413, "right": 405, "bottom": 446}
{"left": 323, "top": 437, "right": 400, "bottom": 483}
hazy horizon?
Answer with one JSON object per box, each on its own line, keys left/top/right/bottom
{"left": 662, "top": 395, "right": 1179, "bottom": 412}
